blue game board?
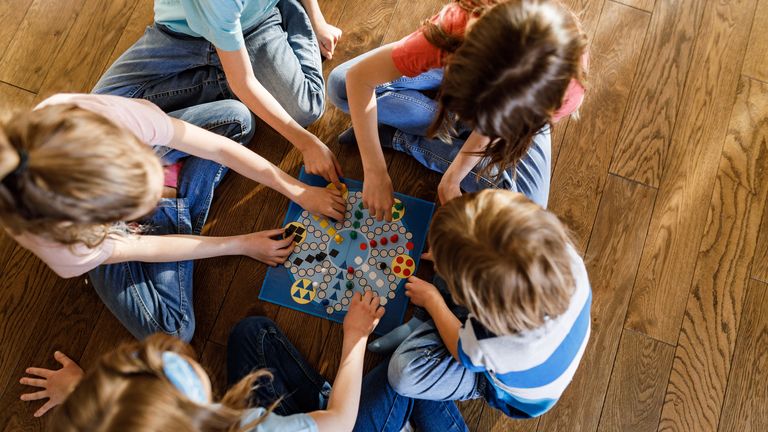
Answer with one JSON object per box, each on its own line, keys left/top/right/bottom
{"left": 259, "top": 167, "right": 435, "bottom": 334}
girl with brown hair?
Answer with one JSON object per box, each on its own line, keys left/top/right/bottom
{"left": 327, "top": 0, "right": 587, "bottom": 219}
{"left": 0, "top": 94, "right": 345, "bottom": 343}
{"left": 19, "top": 291, "right": 385, "bottom": 431}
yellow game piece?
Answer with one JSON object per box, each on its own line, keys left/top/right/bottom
{"left": 334, "top": 234, "right": 344, "bottom": 244}
{"left": 319, "top": 219, "right": 329, "bottom": 229}
{"left": 327, "top": 227, "right": 337, "bottom": 237}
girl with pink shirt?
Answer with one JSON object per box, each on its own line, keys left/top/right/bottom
{"left": 327, "top": 0, "right": 588, "bottom": 217}
{"left": 0, "top": 94, "right": 346, "bottom": 342}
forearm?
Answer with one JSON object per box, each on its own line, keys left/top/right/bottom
{"left": 309, "top": 335, "right": 367, "bottom": 432}
{"left": 443, "top": 129, "right": 491, "bottom": 184}
{"left": 426, "top": 300, "right": 462, "bottom": 360}
{"left": 105, "top": 234, "right": 246, "bottom": 264}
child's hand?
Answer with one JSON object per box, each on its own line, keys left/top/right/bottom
{"left": 315, "top": 21, "right": 343, "bottom": 59}
{"left": 362, "top": 171, "right": 394, "bottom": 221}
{"left": 20, "top": 351, "right": 84, "bottom": 417}
{"left": 343, "top": 291, "right": 385, "bottom": 340}
{"left": 421, "top": 250, "right": 433, "bottom": 262}
{"left": 297, "top": 185, "right": 346, "bottom": 220}
{"left": 240, "top": 229, "right": 295, "bottom": 266}
{"left": 299, "top": 136, "right": 343, "bottom": 187}
{"left": 405, "top": 276, "right": 443, "bottom": 308}
{"left": 437, "top": 176, "right": 462, "bottom": 204}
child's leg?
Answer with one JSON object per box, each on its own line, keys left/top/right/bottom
{"left": 354, "top": 361, "right": 469, "bottom": 432}
{"left": 239, "top": 0, "right": 324, "bottom": 126}
{"left": 93, "top": 25, "right": 229, "bottom": 113}
{"left": 87, "top": 100, "right": 255, "bottom": 342}
{"left": 227, "top": 316, "right": 331, "bottom": 415}
{"left": 387, "top": 321, "right": 486, "bottom": 401}
{"left": 327, "top": 55, "right": 444, "bottom": 136}
{"left": 388, "top": 125, "right": 552, "bottom": 208}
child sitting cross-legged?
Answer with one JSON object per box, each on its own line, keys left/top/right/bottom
{"left": 386, "top": 189, "right": 592, "bottom": 418}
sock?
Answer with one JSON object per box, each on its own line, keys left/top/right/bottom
{"left": 367, "top": 317, "right": 425, "bottom": 353}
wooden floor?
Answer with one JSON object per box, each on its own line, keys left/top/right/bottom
{"left": 1, "top": 0, "right": 767, "bottom": 430}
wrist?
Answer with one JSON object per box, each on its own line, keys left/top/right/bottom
{"left": 363, "top": 164, "right": 390, "bottom": 181}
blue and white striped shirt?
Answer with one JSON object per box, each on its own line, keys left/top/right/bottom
{"left": 457, "top": 246, "right": 591, "bottom": 418}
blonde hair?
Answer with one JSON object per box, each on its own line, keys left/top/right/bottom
{"left": 0, "top": 104, "right": 161, "bottom": 248}
{"left": 429, "top": 190, "right": 576, "bottom": 334}
{"left": 51, "top": 334, "right": 273, "bottom": 432}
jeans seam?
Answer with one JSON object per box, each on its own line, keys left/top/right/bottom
{"left": 379, "top": 91, "right": 438, "bottom": 112}
{"left": 143, "top": 79, "right": 223, "bottom": 101}
{"left": 123, "top": 262, "right": 176, "bottom": 336}
{"left": 267, "top": 327, "right": 326, "bottom": 389}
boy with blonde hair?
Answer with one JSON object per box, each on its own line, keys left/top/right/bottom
{"left": 387, "top": 190, "right": 591, "bottom": 418}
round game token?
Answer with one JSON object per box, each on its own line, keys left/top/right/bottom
{"left": 298, "top": 269, "right": 306, "bottom": 277}
{"left": 329, "top": 266, "right": 337, "bottom": 275}
{"left": 323, "top": 275, "right": 332, "bottom": 283}
{"left": 301, "top": 243, "right": 309, "bottom": 251}
{"left": 344, "top": 220, "right": 352, "bottom": 228}
{"left": 390, "top": 234, "right": 399, "bottom": 242}
{"left": 372, "top": 250, "right": 379, "bottom": 257}
{"left": 391, "top": 254, "right": 416, "bottom": 278}
{"left": 360, "top": 242, "right": 367, "bottom": 251}
{"left": 355, "top": 210, "right": 363, "bottom": 219}
{"left": 375, "top": 227, "right": 382, "bottom": 235}
{"left": 351, "top": 231, "right": 358, "bottom": 240}
{"left": 318, "top": 290, "right": 326, "bottom": 299}
{"left": 355, "top": 270, "right": 363, "bottom": 278}
{"left": 399, "top": 226, "right": 407, "bottom": 234}
{"left": 378, "top": 262, "right": 387, "bottom": 270}
{"left": 388, "top": 249, "right": 396, "bottom": 257}
{"left": 376, "top": 279, "right": 385, "bottom": 288}
{"left": 346, "top": 280, "right": 354, "bottom": 289}
{"left": 406, "top": 241, "right": 414, "bottom": 251}
{"left": 342, "top": 297, "right": 350, "bottom": 306}
{"left": 380, "top": 237, "right": 388, "bottom": 245}
{"left": 347, "top": 266, "right": 354, "bottom": 274}
{"left": 326, "top": 307, "right": 334, "bottom": 314}
{"left": 380, "top": 297, "right": 388, "bottom": 306}
{"left": 370, "top": 239, "right": 377, "bottom": 248}
{"left": 353, "top": 221, "right": 361, "bottom": 229}
{"left": 334, "top": 303, "right": 342, "bottom": 312}
{"left": 388, "top": 291, "right": 397, "bottom": 299}
{"left": 406, "top": 232, "right": 413, "bottom": 240}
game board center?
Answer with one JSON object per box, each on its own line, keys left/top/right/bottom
{"left": 325, "top": 228, "right": 369, "bottom": 271}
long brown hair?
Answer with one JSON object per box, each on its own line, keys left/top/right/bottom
{"left": 51, "top": 334, "right": 273, "bottom": 432}
{"left": 429, "top": 190, "right": 576, "bottom": 334}
{"left": 0, "top": 104, "right": 161, "bottom": 248}
{"left": 424, "top": 0, "right": 587, "bottom": 179}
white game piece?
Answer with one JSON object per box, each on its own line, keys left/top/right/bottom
{"left": 376, "top": 279, "right": 384, "bottom": 288}
{"left": 334, "top": 303, "right": 342, "bottom": 312}
{"left": 388, "top": 291, "right": 396, "bottom": 299}
{"left": 367, "top": 232, "right": 375, "bottom": 239}
{"left": 369, "top": 272, "right": 377, "bottom": 280}
{"left": 406, "top": 232, "right": 413, "bottom": 240}
{"left": 361, "top": 263, "right": 370, "bottom": 272}
{"left": 342, "top": 297, "right": 350, "bottom": 306}
{"left": 380, "top": 297, "right": 388, "bottom": 306}
{"left": 283, "top": 261, "right": 291, "bottom": 268}
{"left": 354, "top": 256, "right": 363, "bottom": 265}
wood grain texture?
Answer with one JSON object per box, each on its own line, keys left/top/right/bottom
{"left": 752, "top": 206, "right": 768, "bottom": 283}
{"left": 0, "top": 0, "right": 34, "bottom": 61}
{"left": 479, "top": 409, "right": 540, "bottom": 432}
{"left": 538, "top": 174, "right": 656, "bottom": 432}
{"left": 623, "top": 0, "right": 760, "bottom": 344}
{"left": 742, "top": 0, "right": 768, "bottom": 82}
{"left": 718, "top": 279, "right": 768, "bottom": 432}
{"left": 657, "top": 76, "right": 768, "bottom": 431}
{"left": 0, "top": 0, "right": 87, "bottom": 92}
{"left": 596, "top": 330, "right": 675, "bottom": 432}
{"left": 102, "top": 0, "right": 154, "bottom": 74}
{"left": 609, "top": 0, "right": 706, "bottom": 187}
{"left": 0, "top": 81, "right": 35, "bottom": 115}
{"left": 548, "top": 1, "right": 650, "bottom": 250}
{"left": 612, "top": 0, "right": 656, "bottom": 12}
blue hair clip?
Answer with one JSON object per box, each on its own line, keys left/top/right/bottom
{"left": 161, "top": 351, "right": 208, "bottom": 404}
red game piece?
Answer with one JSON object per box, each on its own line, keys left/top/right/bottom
{"left": 347, "top": 266, "right": 354, "bottom": 274}
{"left": 403, "top": 268, "right": 411, "bottom": 276}
{"left": 394, "top": 266, "right": 402, "bottom": 273}
{"left": 370, "top": 240, "right": 377, "bottom": 248}
{"left": 405, "top": 241, "right": 414, "bottom": 251}
{"left": 396, "top": 256, "right": 404, "bottom": 264}
{"left": 406, "top": 258, "right": 414, "bottom": 266}
{"left": 390, "top": 234, "right": 399, "bottom": 242}
{"left": 381, "top": 237, "right": 388, "bottom": 245}
{"left": 360, "top": 243, "right": 367, "bottom": 251}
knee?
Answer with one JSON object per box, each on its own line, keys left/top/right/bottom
{"left": 387, "top": 349, "right": 425, "bottom": 397}
{"left": 218, "top": 100, "right": 257, "bottom": 144}
{"left": 293, "top": 91, "right": 325, "bottom": 127}
{"left": 229, "top": 316, "right": 276, "bottom": 344}
{"left": 176, "top": 319, "right": 196, "bottom": 343}
{"left": 326, "top": 66, "right": 349, "bottom": 110}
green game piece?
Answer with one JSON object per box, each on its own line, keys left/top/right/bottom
{"left": 350, "top": 231, "right": 358, "bottom": 239}
{"left": 359, "top": 203, "right": 364, "bottom": 209}
{"left": 346, "top": 281, "right": 354, "bottom": 289}
{"left": 392, "top": 211, "right": 400, "bottom": 219}
{"left": 354, "top": 210, "right": 363, "bottom": 219}
{"left": 395, "top": 202, "right": 404, "bottom": 211}
{"left": 353, "top": 221, "right": 360, "bottom": 229}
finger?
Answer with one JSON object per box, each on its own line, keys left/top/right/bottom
{"left": 54, "top": 351, "right": 74, "bottom": 367}
{"left": 276, "top": 234, "right": 296, "bottom": 249}
{"left": 384, "top": 203, "right": 393, "bottom": 222}
{"left": 35, "top": 400, "right": 57, "bottom": 418}
{"left": 333, "top": 156, "right": 344, "bottom": 177}
{"left": 263, "top": 228, "right": 287, "bottom": 238}
{"left": 25, "top": 368, "right": 53, "bottom": 379}
{"left": 20, "top": 390, "right": 48, "bottom": 401}
{"left": 375, "top": 306, "right": 386, "bottom": 318}
{"left": 408, "top": 275, "right": 423, "bottom": 284}
{"left": 421, "top": 251, "right": 433, "bottom": 261}
{"left": 327, "top": 206, "right": 344, "bottom": 221}
{"left": 320, "top": 44, "right": 332, "bottom": 59}
{"left": 327, "top": 166, "right": 340, "bottom": 187}
{"left": 19, "top": 377, "right": 46, "bottom": 388}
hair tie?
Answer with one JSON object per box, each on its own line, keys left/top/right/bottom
{"left": 161, "top": 351, "right": 208, "bottom": 404}
{"left": 2, "top": 148, "right": 28, "bottom": 195}
{"left": 13, "top": 149, "right": 28, "bottom": 176}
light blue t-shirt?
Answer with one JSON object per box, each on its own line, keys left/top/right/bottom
{"left": 154, "top": 0, "right": 280, "bottom": 51}
{"left": 241, "top": 407, "right": 318, "bottom": 432}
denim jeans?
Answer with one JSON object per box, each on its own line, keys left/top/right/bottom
{"left": 354, "top": 361, "right": 469, "bottom": 432}
{"left": 227, "top": 317, "right": 331, "bottom": 415}
{"left": 87, "top": 100, "right": 256, "bottom": 342}
{"left": 327, "top": 55, "right": 551, "bottom": 208}
{"left": 93, "top": 0, "right": 324, "bottom": 126}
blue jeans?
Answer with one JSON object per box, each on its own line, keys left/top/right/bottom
{"left": 88, "top": 100, "right": 256, "bottom": 342}
{"left": 93, "top": 0, "right": 324, "bottom": 126}
{"left": 354, "top": 361, "right": 469, "bottom": 432}
{"left": 327, "top": 55, "right": 551, "bottom": 208}
{"left": 227, "top": 317, "right": 331, "bottom": 415}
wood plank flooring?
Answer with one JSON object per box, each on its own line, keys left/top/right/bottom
{"left": 0, "top": 0, "right": 766, "bottom": 430}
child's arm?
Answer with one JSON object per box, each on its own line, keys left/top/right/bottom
{"left": 405, "top": 276, "right": 462, "bottom": 360}
{"left": 19, "top": 351, "right": 84, "bottom": 418}
{"left": 345, "top": 44, "right": 405, "bottom": 221}
{"left": 104, "top": 230, "right": 294, "bottom": 267}
{"left": 308, "top": 291, "right": 385, "bottom": 432}
{"left": 300, "top": 0, "right": 342, "bottom": 59}
{"left": 438, "top": 129, "right": 491, "bottom": 204}
{"left": 168, "top": 118, "right": 346, "bottom": 220}
{"left": 215, "top": 46, "right": 343, "bottom": 186}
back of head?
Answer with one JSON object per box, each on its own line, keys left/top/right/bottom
{"left": 429, "top": 190, "right": 576, "bottom": 334}
{"left": 51, "top": 334, "right": 268, "bottom": 432}
{"left": 429, "top": 0, "right": 587, "bottom": 177}
{"left": 0, "top": 104, "right": 161, "bottom": 247}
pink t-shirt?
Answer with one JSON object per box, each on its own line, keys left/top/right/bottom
{"left": 391, "top": 3, "right": 587, "bottom": 122}
{"left": 5, "top": 94, "right": 174, "bottom": 278}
